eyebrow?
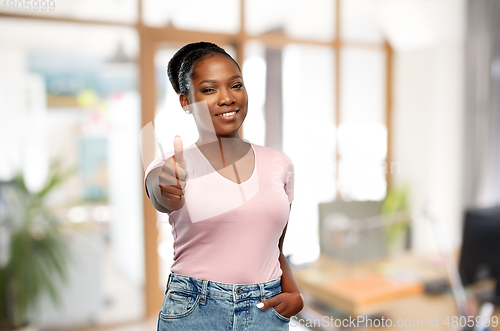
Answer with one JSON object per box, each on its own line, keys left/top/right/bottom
{"left": 198, "top": 75, "right": 242, "bottom": 86}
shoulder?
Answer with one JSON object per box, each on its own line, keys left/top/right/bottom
{"left": 249, "top": 143, "right": 293, "bottom": 174}
{"left": 250, "top": 142, "right": 289, "bottom": 160}
{"left": 253, "top": 143, "right": 293, "bottom": 166}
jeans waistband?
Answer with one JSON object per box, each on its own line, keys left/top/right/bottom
{"left": 166, "top": 272, "right": 282, "bottom": 302}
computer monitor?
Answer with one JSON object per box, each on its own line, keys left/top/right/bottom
{"left": 458, "top": 206, "right": 500, "bottom": 305}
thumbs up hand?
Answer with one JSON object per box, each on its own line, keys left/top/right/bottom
{"left": 158, "top": 135, "right": 189, "bottom": 211}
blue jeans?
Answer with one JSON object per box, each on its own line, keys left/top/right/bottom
{"left": 157, "top": 272, "right": 290, "bottom": 330}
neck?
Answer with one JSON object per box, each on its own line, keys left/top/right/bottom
{"left": 196, "top": 133, "right": 246, "bottom": 154}
{"left": 197, "top": 131, "right": 243, "bottom": 144}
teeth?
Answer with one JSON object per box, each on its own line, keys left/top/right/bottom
{"left": 218, "top": 111, "right": 236, "bottom": 117}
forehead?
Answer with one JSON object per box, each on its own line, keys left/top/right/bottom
{"left": 191, "top": 53, "right": 240, "bottom": 82}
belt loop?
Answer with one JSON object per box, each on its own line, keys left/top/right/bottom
{"left": 259, "top": 282, "right": 265, "bottom": 299}
{"left": 166, "top": 272, "right": 172, "bottom": 292}
{"left": 200, "top": 279, "right": 209, "bottom": 305}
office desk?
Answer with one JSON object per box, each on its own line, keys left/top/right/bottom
{"left": 291, "top": 253, "right": 500, "bottom": 330}
{"left": 292, "top": 252, "right": 444, "bottom": 315}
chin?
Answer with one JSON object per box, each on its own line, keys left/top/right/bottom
{"left": 216, "top": 123, "right": 243, "bottom": 133}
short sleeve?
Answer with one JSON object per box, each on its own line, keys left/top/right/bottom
{"left": 283, "top": 152, "right": 294, "bottom": 204}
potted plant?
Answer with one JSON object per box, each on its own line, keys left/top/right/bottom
{"left": 0, "top": 159, "right": 76, "bottom": 330}
{"left": 382, "top": 183, "right": 411, "bottom": 255}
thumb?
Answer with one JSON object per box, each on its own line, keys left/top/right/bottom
{"left": 256, "top": 296, "right": 281, "bottom": 310}
{"left": 173, "top": 135, "right": 184, "bottom": 165}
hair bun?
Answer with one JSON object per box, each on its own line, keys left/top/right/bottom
{"left": 167, "top": 42, "right": 218, "bottom": 94}
{"left": 167, "top": 42, "right": 239, "bottom": 95}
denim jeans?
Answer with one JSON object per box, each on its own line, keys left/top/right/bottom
{"left": 157, "top": 272, "right": 290, "bottom": 330}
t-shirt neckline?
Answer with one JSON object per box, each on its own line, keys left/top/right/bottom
{"left": 193, "top": 142, "right": 257, "bottom": 186}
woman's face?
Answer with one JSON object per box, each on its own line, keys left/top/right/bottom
{"left": 180, "top": 53, "right": 248, "bottom": 139}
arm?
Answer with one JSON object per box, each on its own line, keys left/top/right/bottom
{"left": 278, "top": 206, "right": 300, "bottom": 295}
{"left": 145, "top": 167, "right": 171, "bottom": 213}
{"left": 257, "top": 204, "right": 304, "bottom": 318}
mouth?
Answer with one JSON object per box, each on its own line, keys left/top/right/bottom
{"left": 215, "top": 109, "right": 239, "bottom": 117}
{"left": 215, "top": 109, "right": 239, "bottom": 122}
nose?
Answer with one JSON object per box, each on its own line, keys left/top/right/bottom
{"left": 217, "top": 87, "right": 236, "bottom": 106}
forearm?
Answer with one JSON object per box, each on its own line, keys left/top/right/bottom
{"left": 278, "top": 251, "right": 304, "bottom": 315}
{"left": 150, "top": 187, "right": 172, "bottom": 214}
{"left": 279, "top": 251, "right": 301, "bottom": 294}
{"left": 146, "top": 169, "right": 170, "bottom": 213}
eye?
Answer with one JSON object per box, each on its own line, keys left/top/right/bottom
{"left": 232, "top": 82, "right": 243, "bottom": 89}
{"left": 202, "top": 88, "right": 215, "bottom": 93}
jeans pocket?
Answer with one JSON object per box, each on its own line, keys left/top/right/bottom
{"left": 264, "top": 290, "right": 291, "bottom": 323}
{"left": 159, "top": 287, "right": 200, "bottom": 320}
{"left": 270, "top": 306, "right": 291, "bottom": 323}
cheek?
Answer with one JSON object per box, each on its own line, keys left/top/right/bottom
{"left": 191, "top": 93, "right": 217, "bottom": 111}
{"left": 240, "top": 90, "right": 249, "bottom": 104}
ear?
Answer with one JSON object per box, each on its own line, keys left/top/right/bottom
{"left": 179, "top": 93, "right": 191, "bottom": 114}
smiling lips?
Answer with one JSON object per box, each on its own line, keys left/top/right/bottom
{"left": 215, "top": 109, "right": 239, "bottom": 117}
{"left": 215, "top": 109, "right": 239, "bottom": 120}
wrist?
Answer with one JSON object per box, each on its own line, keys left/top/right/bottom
{"left": 159, "top": 194, "right": 184, "bottom": 212}
{"left": 287, "top": 292, "right": 304, "bottom": 314}
{"left": 292, "top": 292, "right": 304, "bottom": 309}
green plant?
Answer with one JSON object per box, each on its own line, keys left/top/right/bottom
{"left": 0, "top": 159, "right": 76, "bottom": 330}
{"left": 382, "top": 183, "right": 411, "bottom": 254}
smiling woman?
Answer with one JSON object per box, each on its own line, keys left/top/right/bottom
{"left": 143, "top": 41, "right": 304, "bottom": 330}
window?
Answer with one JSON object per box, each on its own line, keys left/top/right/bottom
{"left": 0, "top": 0, "right": 393, "bottom": 319}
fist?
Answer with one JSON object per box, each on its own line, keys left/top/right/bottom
{"left": 159, "top": 135, "right": 189, "bottom": 201}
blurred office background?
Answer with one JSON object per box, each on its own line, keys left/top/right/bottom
{"left": 0, "top": 0, "right": 499, "bottom": 330}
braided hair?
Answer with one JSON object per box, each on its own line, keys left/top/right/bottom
{"left": 167, "top": 41, "right": 241, "bottom": 97}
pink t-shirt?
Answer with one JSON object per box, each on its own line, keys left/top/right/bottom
{"left": 144, "top": 141, "right": 294, "bottom": 284}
